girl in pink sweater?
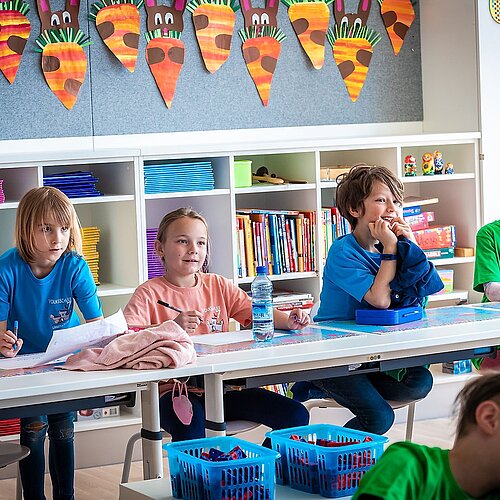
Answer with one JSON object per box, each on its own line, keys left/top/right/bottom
{"left": 124, "top": 207, "right": 310, "bottom": 442}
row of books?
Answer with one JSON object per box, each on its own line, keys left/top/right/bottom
{"left": 272, "top": 289, "right": 314, "bottom": 311}
{"left": 235, "top": 209, "right": 317, "bottom": 278}
{"left": 0, "top": 179, "right": 4, "bottom": 203}
{"left": 321, "top": 206, "right": 351, "bottom": 264}
{"left": 146, "top": 227, "right": 163, "bottom": 279}
{"left": 0, "top": 418, "right": 20, "bottom": 436}
{"left": 81, "top": 227, "right": 101, "bottom": 285}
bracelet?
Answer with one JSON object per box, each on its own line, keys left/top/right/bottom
{"left": 380, "top": 253, "right": 397, "bottom": 261}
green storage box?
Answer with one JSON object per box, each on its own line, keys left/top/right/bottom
{"left": 234, "top": 160, "right": 252, "bottom": 188}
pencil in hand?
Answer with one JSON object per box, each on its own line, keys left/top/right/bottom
{"left": 157, "top": 300, "right": 183, "bottom": 314}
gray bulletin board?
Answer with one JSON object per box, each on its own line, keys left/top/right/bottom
{"left": 0, "top": 0, "right": 422, "bottom": 140}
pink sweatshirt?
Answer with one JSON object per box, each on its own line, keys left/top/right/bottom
{"left": 124, "top": 273, "right": 252, "bottom": 333}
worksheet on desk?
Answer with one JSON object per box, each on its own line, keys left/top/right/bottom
{"left": 0, "top": 310, "right": 128, "bottom": 370}
{"left": 192, "top": 327, "right": 365, "bottom": 355}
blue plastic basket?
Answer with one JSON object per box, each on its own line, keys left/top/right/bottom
{"left": 266, "top": 424, "right": 388, "bottom": 498}
{"left": 165, "top": 436, "right": 279, "bottom": 500}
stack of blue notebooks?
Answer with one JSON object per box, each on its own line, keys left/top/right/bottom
{"left": 144, "top": 161, "right": 214, "bottom": 194}
{"left": 43, "top": 171, "right": 103, "bottom": 198}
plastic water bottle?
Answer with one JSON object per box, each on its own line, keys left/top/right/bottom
{"left": 251, "top": 265, "right": 274, "bottom": 341}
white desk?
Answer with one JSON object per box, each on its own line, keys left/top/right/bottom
{"left": 1, "top": 305, "right": 500, "bottom": 481}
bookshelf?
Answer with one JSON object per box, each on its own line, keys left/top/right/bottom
{"left": 0, "top": 131, "right": 482, "bottom": 452}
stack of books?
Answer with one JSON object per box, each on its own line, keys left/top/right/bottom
{"left": 404, "top": 205, "right": 456, "bottom": 260}
{"left": 321, "top": 206, "right": 351, "bottom": 264}
{"left": 235, "top": 209, "right": 316, "bottom": 278}
{"left": 81, "top": 227, "right": 101, "bottom": 285}
{"left": 0, "top": 179, "right": 4, "bottom": 203}
{"left": 0, "top": 418, "right": 20, "bottom": 436}
{"left": 146, "top": 227, "right": 163, "bottom": 279}
{"left": 144, "top": 161, "right": 214, "bottom": 194}
{"left": 43, "top": 171, "right": 103, "bottom": 198}
{"left": 271, "top": 289, "right": 314, "bottom": 312}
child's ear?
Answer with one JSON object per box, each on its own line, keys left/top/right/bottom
{"left": 475, "top": 400, "right": 500, "bottom": 436}
{"left": 348, "top": 206, "right": 362, "bottom": 219}
{"left": 154, "top": 239, "right": 164, "bottom": 257}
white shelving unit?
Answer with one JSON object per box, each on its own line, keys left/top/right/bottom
{"left": 0, "top": 131, "right": 482, "bottom": 461}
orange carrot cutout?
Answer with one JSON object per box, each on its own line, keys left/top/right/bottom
{"left": 328, "top": 0, "right": 380, "bottom": 102}
{"left": 187, "top": 0, "right": 238, "bottom": 74}
{"left": 0, "top": 0, "right": 31, "bottom": 84}
{"left": 377, "top": 0, "right": 414, "bottom": 56}
{"left": 282, "top": 0, "right": 331, "bottom": 70}
{"left": 144, "top": 0, "right": 186, "bottom": 108}
{"left": 145, "top": 31, "right": 184, "bottom": 107}
{"left": 239, "top": 0, "right": 285, "bottom": 107}
{"left": 89, "top": 0, "right": 143, "bottom": 73}
{"left": 35, "top": 0, "right": 90, "bottom": 110}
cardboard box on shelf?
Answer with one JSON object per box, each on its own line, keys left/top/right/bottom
{"left": 320, "top": 166, "right": 352, "bottom": 181}
{"left": 454, "top": 247, "right": 475, "bottom": 257}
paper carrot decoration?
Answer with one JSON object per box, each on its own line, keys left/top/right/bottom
{"left": 239, "top": 0, "right": 284, "bottom": 107}
{"left": 187, "top": 0, "right": 238, "bottom": 73}
{"left": 144, "top": 0, "right": 186, "bottom": 108}
{"left": 35, "top": 0, "right": 90, "bottom": 110}
{"left": 239, "top": 25, "right": 284, "bottom": 106}
{"left": 328, "top": 0, "right": 380, "bottom": 102}
{"left": 377, "top": 0, "right": 414, "bottom": 56}
{"left": 0, "top": 0, "right": 31, "bottom": 84}
{"left": 281, "top": 0, "right": 332, "bottom": 70}
{"left": 145, "top": 29, "right": 184, "bottom": 107}
{"left": 89, "top": 0, "right": 143, "bottom": 73}
{"left": 35, "top": 28, "right": 91, "bottom": 110}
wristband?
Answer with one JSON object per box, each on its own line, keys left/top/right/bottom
{"left": 380, "top": 253, "right": 397, "bottom": 261}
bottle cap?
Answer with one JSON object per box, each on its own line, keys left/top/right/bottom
{"left": 256, "top": 265, "right": 268, "bottom": 274}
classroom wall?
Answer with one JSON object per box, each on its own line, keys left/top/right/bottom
{"left": 476, "top": 1, "right": 500, "bottom": 225}
{"left": 0, "top": 0, "right": 423, "bottom": 142}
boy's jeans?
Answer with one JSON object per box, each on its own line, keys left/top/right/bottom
{"left": 308, "top": 367, "right": 433, "bottom": 435}
{"left": 19, "top": 412, "right": 75, "bottom": 500}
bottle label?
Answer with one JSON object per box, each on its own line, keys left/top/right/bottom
{"left": 252, "top": 302, "right": 273, "bottom": 321}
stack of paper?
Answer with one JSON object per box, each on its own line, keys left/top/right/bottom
{"left": 43, "top": 171, "right": 103, "bottom": 198}
{"left": 146, "top": 227, "right": 164, "bottom": 279}
{"left": 0, "top": 179, "right": 4, "bottom": 203}
{"left": 144, "top": 161, "right": 214, "bottom": 194}
{"left": 81, "top": 226, "right": 101, "bottom": 285}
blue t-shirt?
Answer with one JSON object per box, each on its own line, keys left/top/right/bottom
{"left": 0, "top": 248, "right": 102, "bottom": 354}
{"left": 315, "top": 233, "right": 381, "bottom": 321}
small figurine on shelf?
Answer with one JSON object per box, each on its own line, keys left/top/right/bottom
{"left": 433, "top": 151, "right": 444, "bottom": 174}
{"left": 422, "top": 152, "right": 435, "bottom": 175}
{"left": 404, "top": 155, "right": 417, "bottom": 176}
{"left": 445, "top": 162, "right": 454, "bottom": 174}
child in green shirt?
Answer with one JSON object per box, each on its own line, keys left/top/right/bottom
{"left": 354, "top": 373, "right": 500, "bottom": 499}
{"left": 473, "top": 220, "right": 500, "bottom": 303}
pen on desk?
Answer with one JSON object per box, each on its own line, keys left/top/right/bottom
{"left": 13, "top": 320, "right": 18, "bottom": 351}
{"left": 157, "top": 300, "right": 183, "bottom": 314}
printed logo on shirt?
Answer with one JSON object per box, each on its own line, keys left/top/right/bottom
{"left": 48, "top": 297, "right": 73, "bottom": 328}
{"left": 203, "top": 306, "right": 224, "bottom": 332}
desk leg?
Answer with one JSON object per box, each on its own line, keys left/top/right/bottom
{"left": 140, "top": 382, "right": 163, "bottom": 480}
{"left": 204, "top": 374, "right": 226, "bottom": 437}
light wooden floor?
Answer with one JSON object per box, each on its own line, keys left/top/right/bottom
{"left": 0, "top": 417, "right": 456, "bottom": 500}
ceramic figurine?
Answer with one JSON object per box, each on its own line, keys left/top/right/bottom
{"left": 422, "top": 152, "right": 435, "bottom": 175}
{"left": 445, "top": 162, "right": 454, "bottom": 174}
{"left": 404, "top": 154, "right": 417, "bottom": 176}
{"left": 434, "top": 150, "right": 444, "bottom": 174}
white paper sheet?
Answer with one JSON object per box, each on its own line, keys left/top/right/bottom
{"left": 191, "top": 330, "right": 287, "bottom": 346}
{"left": 0, "top": 310, "right": 128, "bottom": 370}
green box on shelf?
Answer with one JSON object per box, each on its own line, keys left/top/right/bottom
{"left": 234, "top": 160, "right": 252, "bottom": 188}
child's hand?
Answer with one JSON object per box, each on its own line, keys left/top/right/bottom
{"left": 174, "top": 310, "right": 204, "bottom": 334}
{"left": 287, "top": 308, "right": 310, "bottom": 330}
{"left": 369, "top": 219, "right": 397, "bottom": 248}
{"left": 0, "top": 330, "right": 23, "bottom": 358}
{"left": 390, "top": 216, "right": 417, "bottom": 243}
